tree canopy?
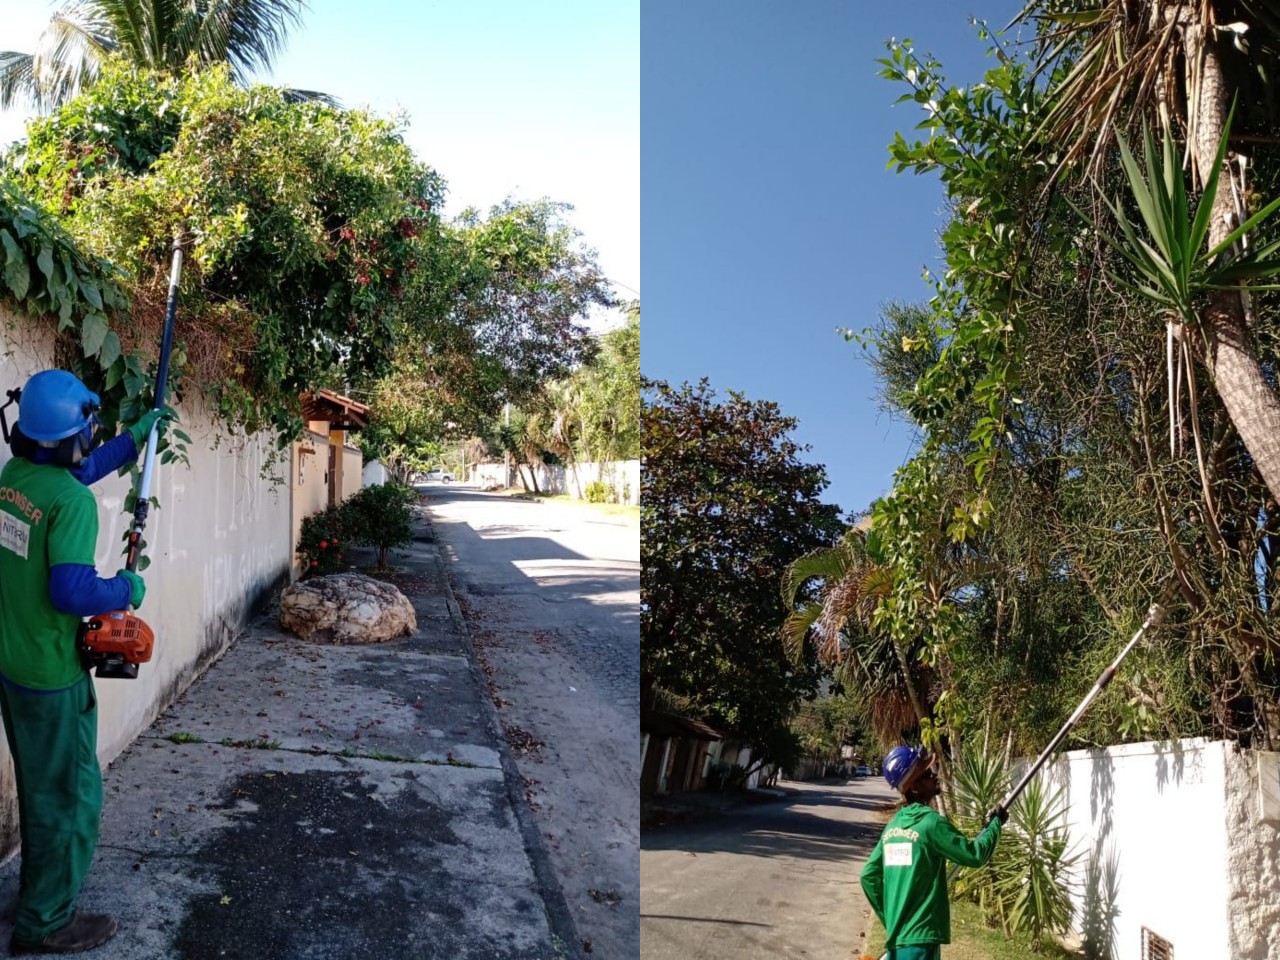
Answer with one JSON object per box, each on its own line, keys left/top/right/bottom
{"left": 641, "top": 378, "right": 843, "bottom": 754}
{"left": 840, "top": 8, "right": 1280, "bottom": 756}
{"left": 4, "top": 62, "right": 437, "bottom": 438}
{"left": 359, "top": 199, "right": 612, "bottom": 463}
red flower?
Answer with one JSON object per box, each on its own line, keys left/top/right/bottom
{"left": 310, "top": 560, "right": 319, "bottom": 568}
{"left": 320, "top": 540, "right": 328, "bottom": 549}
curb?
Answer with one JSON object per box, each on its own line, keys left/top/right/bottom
{"left": 418, "top": 507, "right": 586, "bottom": 960}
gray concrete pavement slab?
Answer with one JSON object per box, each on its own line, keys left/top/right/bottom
{"left": 149, "top": 626, "right": 500, "bottom": 769}
{"left": 0, "top": 517, "right": 579, "bottom": 960}
{"left": 0, "top": 744, "right": 556, "bottom": 960}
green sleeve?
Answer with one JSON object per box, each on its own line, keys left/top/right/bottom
{"left": 926, "top": 813, "right": 1001, "bottom": 868}
{"left": 48, "top": 489, "right": 99, "bottom": 567}
{"left": 859, "top": 835, "right": 886, "bottom": 925}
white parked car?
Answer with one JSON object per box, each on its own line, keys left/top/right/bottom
{"left": 425, "top": 469, "right": 455, "bottom": 483}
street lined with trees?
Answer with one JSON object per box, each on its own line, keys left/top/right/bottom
{"left": 642, "top": 2, "right": 1280, "bottom": 954}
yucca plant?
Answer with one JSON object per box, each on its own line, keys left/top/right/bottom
{"left": 993, "top": 776, "right": 1079, "bottom": 948}
{"left": 1082, "top": 107, "right": 1280, "bottom": 328}
{"left": 950, "top": 748, "right": 1080, "bottom": 950}
{"left": 949, "top": 749, "right": 1011, "bottom": 922}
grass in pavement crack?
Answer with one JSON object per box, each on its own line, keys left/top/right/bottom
{"left": 220, "top": 737, "right": 282, "bottom": 750}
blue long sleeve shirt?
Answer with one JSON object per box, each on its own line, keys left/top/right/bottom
{"left": 49, "top": 564, "right": 131, "bottom": 617}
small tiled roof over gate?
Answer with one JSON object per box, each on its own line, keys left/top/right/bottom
{"left": 300, "top": 389, "right": 371, "bottom": 430}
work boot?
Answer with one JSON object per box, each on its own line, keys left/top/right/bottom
{"left": 9, "top": 912, "right": 118, "bottom": 955}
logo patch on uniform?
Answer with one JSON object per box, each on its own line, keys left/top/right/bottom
{"left": 885, "top": 841, "right": 913, "bottom": 867}
{"left": 0, "top": 513, "right": 30, "bottom": 559}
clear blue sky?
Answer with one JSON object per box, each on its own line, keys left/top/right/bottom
{"left": 642, "top": 1, "right": 1022, "bottom": 517}
{"left": 0, "top": 0, "right": 639, "bottom": 327}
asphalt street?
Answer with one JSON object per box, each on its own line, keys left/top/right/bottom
{"left": 641, "top": 778, "right": 896, "bottom": 960}
{"left": 423, "top": 486, "right": 640, "bottom": 959}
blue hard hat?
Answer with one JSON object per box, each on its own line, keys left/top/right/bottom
{"left": 883, "top": 745, "right": 928, "bottom": 792}
{"left": 17, "top": 370, "right": 100, "bottom": 442}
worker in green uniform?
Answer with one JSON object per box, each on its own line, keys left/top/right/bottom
{"left": 0, "top": 370, "right": 169, "bottom": 955}
{"left": 860, "top": 746, "right": 1005, "bottom": 960}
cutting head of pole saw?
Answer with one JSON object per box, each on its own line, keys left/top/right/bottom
{"left": 1146, "top": 602, "right": 1166, "bottom": 627}
{"left": 79, "top": 610, "right": 154, "bottom": 680}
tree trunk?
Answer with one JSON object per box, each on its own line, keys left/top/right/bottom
{"left": 568, "top": 450, "right": 583, "bottom": 500}
{"left": 1186, "top": 24, "right": 1280, "bottom": 505}
{"left": 891, "top": 639, "right": 930, "bottom": 730}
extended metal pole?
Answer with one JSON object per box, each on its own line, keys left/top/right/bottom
{"left": 939, "top": 600, "right": 1167, "bottom": 892}
{"left": 990, "top": 600, "right": 1166, "bottom": 822}
{"left": 124, "top": 237, "right": 182, "bottom": 573}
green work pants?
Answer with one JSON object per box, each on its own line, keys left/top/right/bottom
{"left": 0, "top": 672, "right": 102, "bottom": 941}
{"left": 887, "top": 947, "right": 942, "bottom": 960}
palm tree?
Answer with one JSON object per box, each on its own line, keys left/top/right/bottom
{"left": 0, "top": 0, "right": 319, "bottom": 112}
{"left": 1018, "top": 0, "right": 1280, "bottom": 505}
{"left": 543, "top": 378, "right": 585, "bottom": 499}
{"left": 781, "top": 525, "right": 931, "bottom": 747}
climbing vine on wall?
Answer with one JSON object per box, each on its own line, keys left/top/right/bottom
{"left": 4, "top": 61, "right": 441, "bottom": 442}
{"left": 0, "top": 179, "right": 170, "bottom": 438}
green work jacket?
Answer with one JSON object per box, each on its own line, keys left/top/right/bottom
{"left": 860, "top": 802, "right": 1001, "bottom": 949}
{"left": 0, "top": 457, "right": 100, "bottom": 689}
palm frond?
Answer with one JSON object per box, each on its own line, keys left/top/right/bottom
{"left": 191, "top": 0, "right": 306, "bottom": 84}
{"left": 782, "top": 602, "right": 822, "bottom": 665}
{"left": 28, "top": 4, "right": 117, "bottom": 110}
{"left": 0, "top": 51, "right": 37, "bottom": 112}
{"left": 93, "top": 0, "right": 159, "bottom": 65}
{"left": 780, "top": 542, "right": 850, "bottom": 606}
{"left": 1017, "top": 2, "right": 1193, "bottom": 180}
{"left": 9, "top": 0, "right": 320, "bottom": 111}
{"left": 281, "top": 86, "right": 341, "bottom": 107}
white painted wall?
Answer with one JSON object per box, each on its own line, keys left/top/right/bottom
{"left": 1047, "top": 738, "right": 1280, "bottom": 960}
{"left": 290, "top": 430, "right": 329, "bottom": 579}
{"left": 0, "top": 307, "right": 291, "bottom": 849}
{"left": 470, "top": 459, "right": 640, "bottom": 505}
{"left": 86, "top": 412, "right": 291, "bottom": 760}
{"left": 341, "top": 444, "right": 362, "bottom": 501}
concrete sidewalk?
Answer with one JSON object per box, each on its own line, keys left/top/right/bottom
{"left": 0, "top": 513, "right": 581, "bottom": 959}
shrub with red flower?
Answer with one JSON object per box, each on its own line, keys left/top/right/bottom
{"left": 297, "top": 503, "right": 353, "bottom": 576}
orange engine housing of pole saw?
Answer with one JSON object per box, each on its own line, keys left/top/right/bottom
{"left": 80, "top": 610, "right": 155, "bottom": 665}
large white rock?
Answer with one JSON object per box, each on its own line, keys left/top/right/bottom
{"left": 279, "top": 573, "right": 416, "bottom": 644}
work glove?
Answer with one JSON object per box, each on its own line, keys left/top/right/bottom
{"left": 985, "top": 806, "right": 1009, "bottom": 826}
{"left": 117, "top": 569, "right": 146, "bottom": 609}
{"left": 128, "top": 407, "right": 175, "bottom": 449}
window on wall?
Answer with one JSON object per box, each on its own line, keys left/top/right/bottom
{"left": 1141, "top": 927, "right": 1173, "bottom": 960}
